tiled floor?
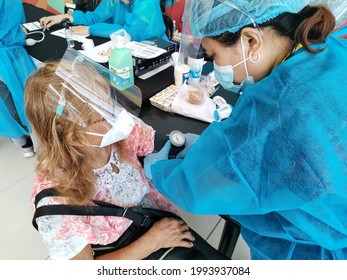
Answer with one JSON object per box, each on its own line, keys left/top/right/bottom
{"left": 0, "top": 135, "right": 250, "bottom": 260}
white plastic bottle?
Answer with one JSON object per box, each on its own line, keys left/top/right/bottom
{"left": 188, "top": 63, "right": 202, "bottom": 87}
{"left": 188, "top": 44, "right": 204, "bottom": 87}
{"left": 108, "top": 30, "right": 134, "bottom": 90}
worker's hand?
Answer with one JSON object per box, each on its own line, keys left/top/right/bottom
{"left": 145, "top": 218, "right": 194, "bottom": 251}
{"left": 176, "top": 133, "right": 200, "bottom": 159}
{"left": 40, "top": 14, "right": 72, "bottom": 30}
{"left": 143, "top": 140, "right": 171, "bottom": 179}
{"left": 71, "top": 26, "right": 90, "bottom": 36}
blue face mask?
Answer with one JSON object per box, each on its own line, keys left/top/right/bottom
{"left": 213, "top": 37, "right": 254, "bottom": 94}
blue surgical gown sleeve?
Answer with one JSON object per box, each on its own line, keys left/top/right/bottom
{"left": 152, "top": 34, "right": 347, "bottom": 259}
{"left": 0, "top": 0, "right": 36, "bottom": 138}
{"left": 72, "top": 0, "right": 167, "bottom": 41}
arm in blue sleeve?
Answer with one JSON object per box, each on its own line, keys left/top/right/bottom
{"left": 151, "top": 72, "right": 323, "bottom": 216}
{"left": 88, "top": 22, "right": 123, "bottom": 38}
{"left": 151, "top": 121, "right": 265, "bottom": 215}
{"left": 122, "top": 0, "right": 166, "bottom": 42}
{"left": 74, "top": 0, "right": 166, "bottom": 41}
{"left": 72, "top": 0, "right": 115, "bottom": 26}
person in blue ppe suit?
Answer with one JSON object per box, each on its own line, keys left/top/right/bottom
{"left": 39, "top": 0, "right": 168, "bottom": 41}
{"left": 144, "top": 0, "right": 347, "bottom": 260}
{"left": 0, "top": 0, "right": 36, "bottom": 157}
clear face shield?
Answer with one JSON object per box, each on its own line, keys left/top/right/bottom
{"left": 178, "top": 0, "right": 264, "bottom": 93}
{"left": 45, "top": 48, "right": 142, "bottom": 147}
{"left": 178, "top": 0, "right": 263, "bottom": 68}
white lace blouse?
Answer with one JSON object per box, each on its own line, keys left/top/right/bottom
{"left": 32, "top": 118, "right": 178, "bottom": 259}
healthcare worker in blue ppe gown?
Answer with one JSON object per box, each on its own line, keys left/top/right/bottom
{"left": 39, "top": 0, "right": 168, "bottom": 41}
{"left": 144, "top": 0, "right": 347, "bottom": 260}
{"left": 0, "top": 0, "right": 36, "bottom": 157}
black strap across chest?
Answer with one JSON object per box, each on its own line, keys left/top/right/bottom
{"left": 32, "top": 188, "right": 173, "bottom": 230}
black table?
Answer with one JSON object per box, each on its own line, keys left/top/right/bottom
{"left": 24, "top": 3, "right": 241, "bottom": 257}
{"left": 23, "top": 3, "right": 240, "bottom": 139}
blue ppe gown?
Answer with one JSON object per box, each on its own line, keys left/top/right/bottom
{"left": 0, "top": 0, "right": 36, "bottom": 138}
{"left": 72, "top": 0, "right": 168, "bottom": 41}
{"left": 151, "top": 29, "right": 347, "bottom": 259}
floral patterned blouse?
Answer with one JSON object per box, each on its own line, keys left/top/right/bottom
{"left": 31, "top": 117, "right": 178, "bottom": 260}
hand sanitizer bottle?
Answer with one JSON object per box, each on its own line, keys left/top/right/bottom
{"left": 108, "top": 30, "right": 134, "bottom": 90}
{"left": 62, "top": 18, "right": 74, "bottom": 48}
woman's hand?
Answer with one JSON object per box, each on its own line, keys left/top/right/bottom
{"left": 145, "top": 217, "right": 195, "bottom": 251}
{"left": 40, "top": 14, "right": 73, "bottom": 30}
{"left": 76, "top": 218, "right": 195, "bottom": 260}
{"left": 71, "top": 26, "right": 90, "bottom": 36}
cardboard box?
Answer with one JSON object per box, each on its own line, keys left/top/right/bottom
{"left": 149, "top": 84, "right": 177, "bottom": 112}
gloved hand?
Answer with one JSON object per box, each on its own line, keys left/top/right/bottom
{"left": 176, "top": 133, "right": 200, "bottom": 159}
{"left": 144, "top": 140, "right": 171, "bottom": 180}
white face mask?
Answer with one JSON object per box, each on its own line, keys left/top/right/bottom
{"left": 86, "top": 109, "right": 135, "bottom": 148}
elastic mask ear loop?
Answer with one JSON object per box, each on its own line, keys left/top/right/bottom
{"left": 85, "top": 131, "right": 105, "bottom": 137}
{"left": 240, "top": 37, "right": 250, "bottom": 78}
{"left": 85, "top": 131, "right": 105, "bottom": 148}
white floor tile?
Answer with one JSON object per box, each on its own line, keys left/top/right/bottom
{"left": 0, "top": 136, "right": 37, "bottom": 192}
{"left": 232, "top": 235, "right": 251, "bottom": 260}
{"left": 205, "top": 218, "right": 224, "bottom": 250}
{"left": 0, "top": 172, "right": 48, "bottom": 260}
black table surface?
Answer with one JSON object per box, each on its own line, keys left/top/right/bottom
{"left": 23, "top": 3, "right": 240, "bottom": 148}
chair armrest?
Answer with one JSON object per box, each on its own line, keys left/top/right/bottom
{"left": 218, "top": 215, "right": 241, "bottom": 259}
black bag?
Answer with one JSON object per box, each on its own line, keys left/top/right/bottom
{"left": 33, "top": 188, "right": 229, "bottom": 260}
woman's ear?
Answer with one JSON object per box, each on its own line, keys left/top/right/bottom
{"left": 65, "top": 131, "right": 82, "bottom": 146}
{"left": 240, "top": 27, "right": 263, "bottom": 58}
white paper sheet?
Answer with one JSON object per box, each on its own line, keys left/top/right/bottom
{"left": 78, "top": 40, "right": 113, "bottom": 63}
{"left": 22, "top": 21, "right": 42, "bottom": 32}
{"left": 171, "top": 84, "right": 216, "bottom": 123}
{"left": 125, "top": 41, "right": 166, "bottom": 59}
{"left": 78, "top": 40, "right": 168, "bottom": 64}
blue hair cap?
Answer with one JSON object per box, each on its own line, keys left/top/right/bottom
{"left": 189, "top": 0, "right": 311, "bottom": 37}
